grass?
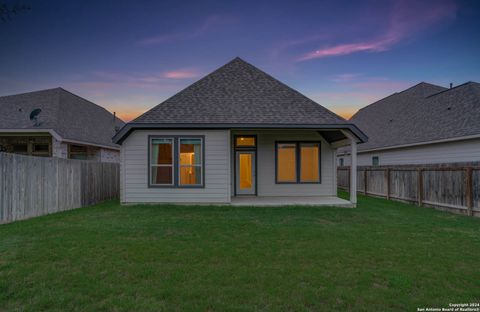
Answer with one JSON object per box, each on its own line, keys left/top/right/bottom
{"left": 0, "top": 192, "right": 479, "bottom": 311}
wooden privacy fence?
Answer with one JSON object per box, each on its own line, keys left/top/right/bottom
{"left": 338, "top": 165, "right": 480, "bottom": 217}
{"left": 0, "top": 152, "right": 120, "bottom": 224}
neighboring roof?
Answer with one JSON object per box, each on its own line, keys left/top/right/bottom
{"left": 0, "top": 88, "right": 125, "bottom": 149}
{"left": 114, "top": 57, "right": 367, "bottom": 144}
{"left": 343, "top": 81, "right": 480, "bottom": 153}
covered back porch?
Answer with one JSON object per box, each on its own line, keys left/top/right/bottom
{"left": 230, "top": 127, "right": 360, "bottom": 207}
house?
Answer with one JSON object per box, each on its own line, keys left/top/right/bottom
{"left": 113, "top": 57, "right": 367, "bottom": 206}
{"left": 0, "top": 88, "right": 124, "bottom": 162}
{"left": 337, "top": 82, "right": 480, "bottom": 166}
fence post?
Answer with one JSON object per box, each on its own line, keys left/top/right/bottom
{"left": 347, "top": 167, "right": 350, "bottom": 191}
{"left": 386, "top": 168, "right": 390, "bottom": 200}
{"left": 466, "top": 167, "right": 473, "bottom": 216}
{"left": 417, "top": 169, "right": 423, "bottom": 207}
{"left": 364, "top": 169, "right": 368, "bottom": 195}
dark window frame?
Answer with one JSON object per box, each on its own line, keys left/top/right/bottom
{"left": 275, "top": 141, "right": 322, "bottom": 184}
{"left": 178, "top": 137, "right": 204, "bottom": 187}
{"left": 234, "top": 135, "right": 257, "bottom": 148}
{"left": 149, "top": 137, "right": 175, "bottom": 186}
{"left": 233, "top": 134, "right": 258, "bottom": 196}
{"left": 148, "top": 135, "right": 205, "bottom": 188}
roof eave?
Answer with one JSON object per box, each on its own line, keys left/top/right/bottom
{"left": 112, "top": 122, "right": 368, "bottom": 145}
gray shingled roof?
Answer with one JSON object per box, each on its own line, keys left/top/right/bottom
{"left": 133, "top": 57, "right": 347, "bottom": 125}
{"left": 115, "top": 58, "right": 367, "bottom": 144}
{"left": 347, "top": 81, "right": 480, "bottom": 152}
{"left": 0, "top": 88, "right": 125, "bottom": 148}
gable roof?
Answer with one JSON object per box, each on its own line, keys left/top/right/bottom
{"left": 346, "top": 81, "right": 480, "bottom": 152}
{"left": 114, "top": 57, "right": 367, "bottom": 144}
{"left": 0, "top": 88, "right": 125, "bottom": 149}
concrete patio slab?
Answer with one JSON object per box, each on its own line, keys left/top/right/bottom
{"left": 230, "top": 196, "right": 354, "bottom": 208}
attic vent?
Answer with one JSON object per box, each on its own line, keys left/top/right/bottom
{"left": 447, "top": 107, "right": 451, "bottom": 110}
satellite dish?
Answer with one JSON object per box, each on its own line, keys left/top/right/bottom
{"left": 30, "top": 108, "right": 41, "bottom": 120}
{"left": 29, "top": 108, "right": 42, "bottom": 126}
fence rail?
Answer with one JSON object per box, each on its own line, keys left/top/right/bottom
{"left": 338, "top": 165, "right": 480, "bottom": 217}
{"left": 0, "top": 153, "right": 120, "bottom": 224}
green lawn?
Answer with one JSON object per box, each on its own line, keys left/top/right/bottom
{"left": 1, "top": 193, "right": 479, "bottom": 311}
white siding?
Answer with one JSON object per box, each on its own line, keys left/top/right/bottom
{"left": 121, "top": 130, "right": 230, "bottom": 204}
{"left": 339, "top": 138, "right": 480, "bottom": 166}
{"left": 232, "top": 130, "right": 337, "bottom": 197}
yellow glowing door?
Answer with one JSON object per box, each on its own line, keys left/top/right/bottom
{"left": 236, "top": 151, "right": 256, "bottom": 195}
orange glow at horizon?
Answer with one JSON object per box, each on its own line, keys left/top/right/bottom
{"left": 115, "top": 110, "right": 146, "bottom": 122}
{"left": 115, "top": 107, "right": 357, "bottom": 122}
{"left": 333, "top": 108, "right": 357, "bottom": 120}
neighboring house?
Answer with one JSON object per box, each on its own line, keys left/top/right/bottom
{"left": 113, "top": 58, "right": 367, "bottom": 206}
{"left": 337, "top": 82, "right": 480, "bottom": 166}
{"left": 0, "top": 88, "right": 124, "bottom": 162}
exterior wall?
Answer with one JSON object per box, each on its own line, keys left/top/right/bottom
{"left": 232, "top": 130, "right": 337, "bottom": 197}
{"left": 121, "top": 129, "right": 231, "bottom": 204}
{"left": 52, "top": 138, "right": 68, "bottom": 158}
{"left": 338, "top": 138, "right": 480, "bottom": 166}
{"left": 52, "top": 139, "right": 120, "bottom": 163}
{"left": 100, "top": 148, "right": 120, "bottom": 163}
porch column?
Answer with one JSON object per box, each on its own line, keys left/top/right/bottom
{"left": 350, "top": 138, "right": 357, "bottom": 205}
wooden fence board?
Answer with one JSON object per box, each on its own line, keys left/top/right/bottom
{"left": 0, "top": 153, "right": 119, "bottom": 224}
{"left": 422, "top": 169, "right": 467, "bottom": 209}
{"left": 390, "top": 170, "right": 418, "bottom": 202}
{"left": 366, "top": 170, "right": 387, "bottom": 196}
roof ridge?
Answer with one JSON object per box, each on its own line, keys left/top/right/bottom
{"left": 231, "top": 58, "right": 346, "bottom": 122}
{"left": 426, "top": 81, "right": 478, "bottom": 98}
{"left": 351, "top": 82, "right": 447, "bottom": 119}
{"left": 131, "top": 57, "right": 243, "bottom": 123}
{"left": 398, "top": 81, "right": 445, "bottom": 95}
{"left": 0, "top": 87, "right": 62, "bottom": 99}
{"left": 351, "top": 92, "right": 399, "bottom": 118}
{"left": 132, "top": 57, "right": 345, "bottom": 124}
{"left": 57, "top": 87, "right": 124, "bottom": 123}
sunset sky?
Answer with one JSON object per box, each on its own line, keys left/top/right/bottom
{"left": 1, "top": 0, "right": 479, "bottom": 121}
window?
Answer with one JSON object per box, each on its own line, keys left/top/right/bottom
{"left": 276, "top": 142, "right": 320, "bottom": 183}
{"left": 32, "top": 143, "right": 50, "bottom": 156}
{"left": 12, "top": 144, "right": 28, "bottom": 154}
{"left": 149, "top": 136, "right": 204, "bottom": 187}
{"left": 235, "top": 136, "right": 256, "bottom": 147}
{"left": 179, "top": 138, "right": 202, "bottom": 186}
{"left": 69, "top": 144, "right": 88, "bottom": 160}
{"left": 150, "top": 138, "right": 173, "bottom": 185}
{"left": 277, "top": 143, "right": 297, "bottom": 182}
{"left": 339, "top": 158, "right": 344, "bottom": 167}
{"left": 372, "top": 156, "right": 379, "bottom": 166}
{"left": 300, "top": 143, "right": 320, "bottom": 182}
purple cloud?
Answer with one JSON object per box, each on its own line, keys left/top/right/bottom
{"left": 297, "top": 0, "right": 457, "bottom": 61}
